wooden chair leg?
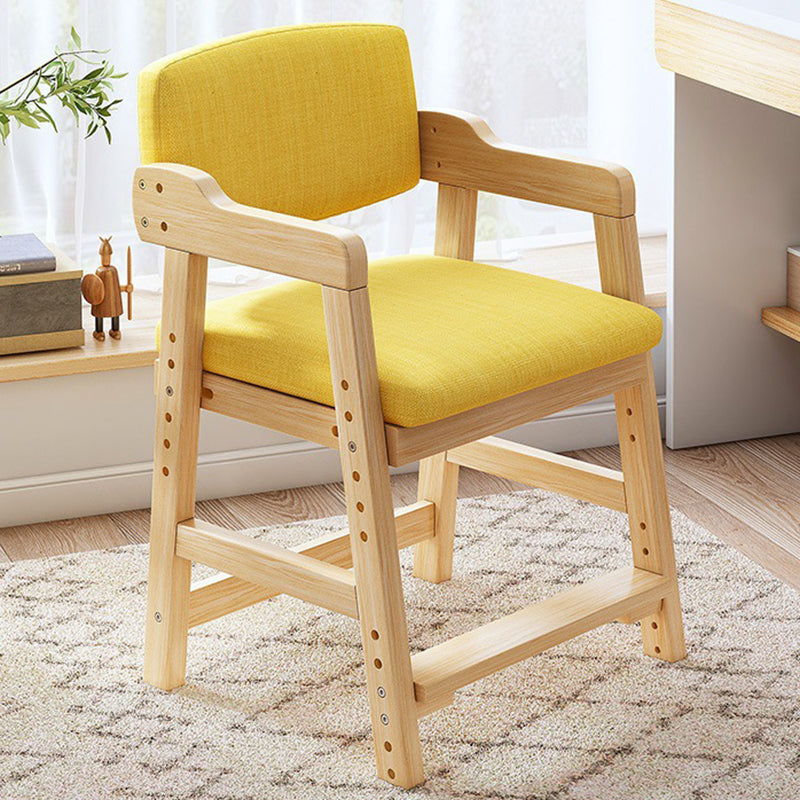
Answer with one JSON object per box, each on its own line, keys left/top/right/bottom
{"left": 144, "top": 250, "right": 208, "bottom": 690}
{"left": 322, "top": 287, "right": 424, "bottom": 788}
{"left": 413, "top": 453, "right": 459, "bottom": 582}
{"left": 324, "top": 286, "right": 424, "bottom": 788}
{"left": 615, "top": 356, "right": 686, "bottom": 662}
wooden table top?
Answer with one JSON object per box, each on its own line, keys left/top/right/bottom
{"left": 656, "top": 0, "right": 800, "bottom": 116}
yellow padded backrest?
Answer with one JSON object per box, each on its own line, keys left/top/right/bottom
{"left": 138, "top": 23, "right": 420, "bottom": 220}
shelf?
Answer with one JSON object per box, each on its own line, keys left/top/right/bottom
{"left": 0, "top": 318, "right": 157, "bottom": 383}
{"left": 762, "top": 306, "right": 800, "bottom": 343}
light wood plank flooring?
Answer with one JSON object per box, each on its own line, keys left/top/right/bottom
{"left": 2, "top": 436, "right": 799, "bottom": 591}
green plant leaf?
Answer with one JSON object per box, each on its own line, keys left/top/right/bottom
{"left": 0, "top": 28, "right": 123, "bottom": 145}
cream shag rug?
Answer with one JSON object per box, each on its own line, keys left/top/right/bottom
{"left": 1, "top": 490, "right": 800, "bottom": 800}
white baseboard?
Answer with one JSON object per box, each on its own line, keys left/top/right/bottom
{"left": 0, "top": 396, "right": 666, "bottom": 528}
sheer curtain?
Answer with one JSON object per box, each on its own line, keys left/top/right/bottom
{"left": 0, "top": 0, "right": 669, "bottom": 286}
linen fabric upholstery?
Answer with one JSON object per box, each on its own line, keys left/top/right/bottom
{"left": 138, "top": 24, "right": 420, "bottom": 219}
{"left": 196, "top": 256, "right": 662, "bottom": 428}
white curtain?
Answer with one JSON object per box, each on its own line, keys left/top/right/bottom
{"left": 0, "top": 0, "right": 670, "bottom": 283}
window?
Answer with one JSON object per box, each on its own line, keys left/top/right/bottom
{"left": 0, "top": 0, "right": 669, "bottom": 317}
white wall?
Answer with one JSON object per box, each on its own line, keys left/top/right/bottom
{"left": 0, "top": 311, "right": 665, "bottom": 527}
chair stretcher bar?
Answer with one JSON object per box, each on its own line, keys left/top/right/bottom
{"left": 411, "top": 567, "right": 672, "bottom": 705}
{"left": 447, "top": 436, "right": 627, "bottom": 512}
{"left": 187, "top": 501, "right": 434, "bottom": 627}
{"left": 176, "top": 519, "right": 359, "bottom": 618}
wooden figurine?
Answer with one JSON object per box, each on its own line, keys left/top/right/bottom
{"left": 81, "top": 236, "right": 134, "bottom": 340}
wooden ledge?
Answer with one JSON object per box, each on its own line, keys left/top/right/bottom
{"left": 762, "top": 306, "right": 800, "bottom": 343}
{"left": 0, "top": 321, "right": 157, "bottom": 383}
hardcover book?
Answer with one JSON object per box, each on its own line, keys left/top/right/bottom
{"left": 0, "top": 233, "right": 56, "bottom": 276}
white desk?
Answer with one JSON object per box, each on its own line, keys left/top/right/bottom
{"left": 656, "top": 0, "right": 800, "bottom": 447}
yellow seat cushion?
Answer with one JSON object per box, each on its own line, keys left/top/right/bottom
{"left": 199, "top": 256, "right": 662, "bottom": 428}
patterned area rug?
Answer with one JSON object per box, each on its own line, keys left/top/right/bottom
{"left": 1, "top": 489, "right": 800, "bottom": 800}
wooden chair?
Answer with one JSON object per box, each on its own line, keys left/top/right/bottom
{"left": 133, "top": 23, "right": 686, "bottom": 788}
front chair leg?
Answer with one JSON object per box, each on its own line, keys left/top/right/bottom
{"left": 413, "top": 453, "right": 459, "bottom": 582}
{"left": 324, "top": 286, "right": 425, "bottom": 788}
{"left": 144, "top": 250, "right": 208, "bottom": 689}
{"left": 615, "top": 356, "right": 686, "bottom": 662}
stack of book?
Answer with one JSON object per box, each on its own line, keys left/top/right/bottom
{"left": 0, "top": 234, "right": 84, "bottom": 355}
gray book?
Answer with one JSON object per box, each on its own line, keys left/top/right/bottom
{"left": 0, "top": 233, "right": 56, "bottom": 276}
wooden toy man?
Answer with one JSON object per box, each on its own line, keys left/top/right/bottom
{"left": 81, "top": 236, "right": 133, "bottom": 341}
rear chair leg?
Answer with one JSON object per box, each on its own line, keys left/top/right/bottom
{"left": 324, "top": 286, "right": 425, "bottom": 788}
{"left": 615, "top": 357, "right": 686, "bottom": 662}
{"left": 144, "top": 251, "right": 208, "bottom": 689}
{"left": 413, "top": 453, "right": 459, "bottom": 583}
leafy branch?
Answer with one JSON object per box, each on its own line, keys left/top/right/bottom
{"left": 0, "top": 27, "right": 125, "bottom": 144}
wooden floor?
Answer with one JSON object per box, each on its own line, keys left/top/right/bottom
{"left": 2, "top": 435, "right": 799, "bottom": 591}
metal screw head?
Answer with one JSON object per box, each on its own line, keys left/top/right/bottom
{"left": 154, "top": 611, "right": 162, "bottom": 623}
{"left": 348, "top": 441, "right": 357, "bottom": 453}
{"left": 165, "top": 386, "right": 174, "bottom": 397}
{"left": 380, "top": 713, "right": 389, "bottom": 725}
{"left": 141, "top": 216, "right": 149, "bottom": 227}
{"left": 377, "top": 686, "right": 386, "bottom": 698}
{"left": 138, "top": 179, "right": 146, "bottom": 190}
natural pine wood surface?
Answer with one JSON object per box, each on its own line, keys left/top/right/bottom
{"left": 2, "top": 437, "right": 800, "bottom": 592}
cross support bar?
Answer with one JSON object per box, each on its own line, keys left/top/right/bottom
{"left": 412, "top": 567, "right": 671, "bottom": 705}
{"left": 187, "top": 501, "right": 435, "bottom": 627}
{"left": 447, "top": 436, "right": 627, "bottom": 512}
{"left": 176, "top": 519, "right": 359, "bottom": 618}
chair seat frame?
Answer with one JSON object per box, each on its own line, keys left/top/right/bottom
{"left": 133, "top": 109, "right": 686, "bottom": 789}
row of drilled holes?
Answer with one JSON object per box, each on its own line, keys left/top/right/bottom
{"left": 340, "top": 378, "right": 394, "bottom": 775}
{"left": 138, "top": 180, "right": 168, "bottom": 232}
{"left": 161, "top": 332, "right": 177, "bottom": 476}
{"left": 627, "top": 404, "right": 662, "bottom": 654}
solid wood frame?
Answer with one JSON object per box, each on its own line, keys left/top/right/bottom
{"left": 135, "top": 108, "right": 685, "bottom": 788}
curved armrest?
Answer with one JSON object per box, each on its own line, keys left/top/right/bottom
{"left": 132, "top": 163, "right": 368, "bottom": 289}
{"left": 419, "top": 109, "right": 635, "bottom": 218}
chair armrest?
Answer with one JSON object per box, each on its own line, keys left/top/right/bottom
{"left": 419, "top": 109, "right": 635, "bottom": 218}
{"left": 132, "top": 163, "right": 368, "bottom": 290}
